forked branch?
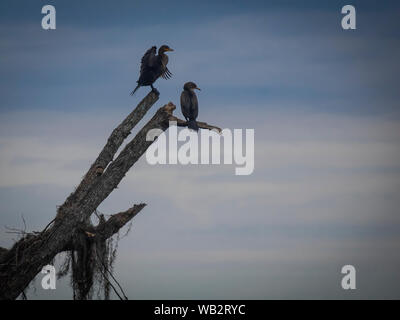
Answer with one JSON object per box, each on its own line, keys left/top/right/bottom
{"left": 0, "top": 93, "right": 221, "bottom": 300}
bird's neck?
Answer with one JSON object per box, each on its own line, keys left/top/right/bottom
{"left": 158, "top": 53, "right": 168, "bottom": 65}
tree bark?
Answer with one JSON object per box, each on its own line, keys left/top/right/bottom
{"left": 0, "top": 94, "right": 220, "bottom": 300}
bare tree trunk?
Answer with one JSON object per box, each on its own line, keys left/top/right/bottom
{"left": 0, "top": 92, "right": 220, "bottom": 300}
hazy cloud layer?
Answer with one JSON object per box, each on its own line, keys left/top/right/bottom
{"left": 1, "top": 1, "right": 400, "bottom": 299}
{"left": 1, "top": 107, "right": 399, "bottom": 299}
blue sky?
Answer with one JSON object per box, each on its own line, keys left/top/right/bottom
{"left": 1, "top": 0, "right": 399, "bottom": 114}
{"left": 1, "top": 0, "right": 400, "bottom": 299}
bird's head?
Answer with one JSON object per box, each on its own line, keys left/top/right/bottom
{"left": 159, "top": 45, "right": 174, "bottom": 54}
{"left": 184, "top": 82, "right": 201, "bottom": 92}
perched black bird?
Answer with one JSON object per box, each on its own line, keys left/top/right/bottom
{"left": 180, "top": 82, "right": 201, "bottom": 131}
{"left": 130, "top": 45, "right": 174, "bottom": 96}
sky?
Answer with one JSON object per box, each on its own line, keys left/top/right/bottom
{"left": 0, "top": 0, "right": 400, "bottom": 299}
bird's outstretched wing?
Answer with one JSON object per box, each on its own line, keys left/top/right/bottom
{"left": 159, "top": 54, "right": 172, "bottom": 80}
{"left": 161, "top": 67, "right": 173, "bottom": 79}
{"left": 140, "top": 46, "right": 157, "bottom": 74}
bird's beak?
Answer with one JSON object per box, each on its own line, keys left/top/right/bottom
{"left": 195, "top": 87, "right": 201, "bottom": 91}
{"left": 166, "top": 48, "right": 174, "bottom": 52}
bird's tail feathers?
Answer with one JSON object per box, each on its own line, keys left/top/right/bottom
{"left": 130, "top": 84, "right": 140, "bottom": 96}
{"left": 187, "top": 119, "right": 199, "bottom": 132}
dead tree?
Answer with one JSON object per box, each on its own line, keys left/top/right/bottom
{"left": 0, "top": 92, "right": 220, "bottom": 300}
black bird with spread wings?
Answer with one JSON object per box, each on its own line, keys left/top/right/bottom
{"left": 130, "top": 45, "right": 174, "bottom": 96}
{"left": 180, "top": 82, "right": 201, "bottom": 131}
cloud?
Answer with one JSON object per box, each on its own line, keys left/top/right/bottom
{"left": 1, "top": 5, "right": 400, "bottom": 298}
{"left": 1, "top": 109, "right": 400, "bottom": 229}
{"left": 1, "top": 9, "right": 399, "bottom": 114}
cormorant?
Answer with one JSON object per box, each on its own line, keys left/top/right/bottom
{"left": 130, "top": 45, "right": 174, "bottom": 96}
{"left": 180, "top": 82, "right": 201, "bottom": 131}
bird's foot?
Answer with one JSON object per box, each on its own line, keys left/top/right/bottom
{"left": 151, "top": 87, "right": 160, "bottom": 95}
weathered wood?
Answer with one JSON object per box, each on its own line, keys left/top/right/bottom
{"left": 95, "top": 204, "right": 146, "bottom": 240}
{"left": 0, "top": 98, "right": 221, "bottom": 300}
{"left": 0, "top": 101, "right": 172, "bottom": 300}
{"left": 61, "top": 204, "right": 146, "bottom": 252}
{"left": 0, "top": 97, "right": 163, "bottom": 300}
{"left": 0, "top": 247, "right": 7, "bottom": 258}
{"left": 169, "top": 115, "right": 222, "bottom": 133}
{"left": 57, "top": 91, "right": 159, "bottom": 220}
